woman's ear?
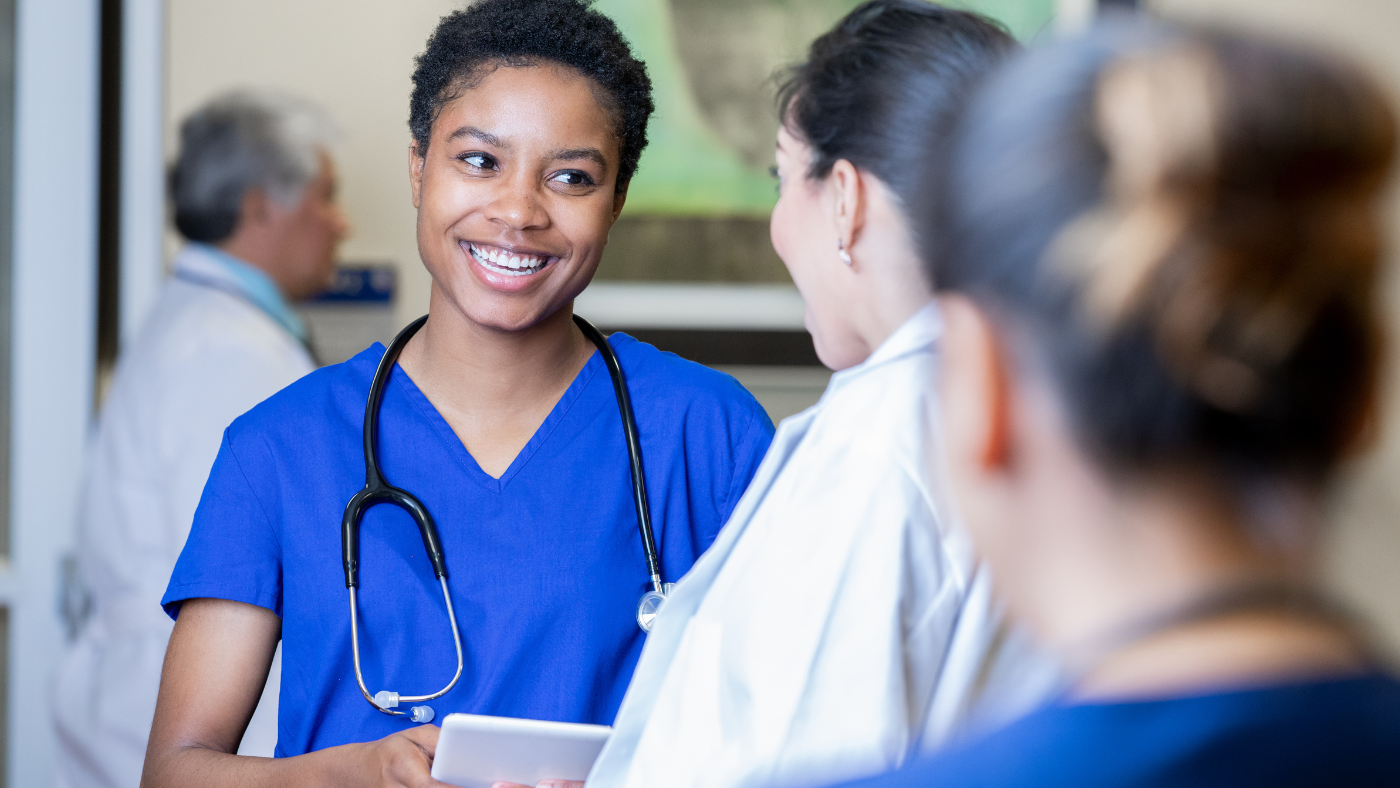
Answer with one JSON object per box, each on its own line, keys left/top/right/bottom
{"left": 611, "top": 185, "right": 628, "bottom": 223}
{"left": 826, "top": 159, "right": 867, "bottom": 262}
{"left": 409, "top": 143, "right": 426, "bottom": 209}
{"left": 941, "top": 294, "right": 1014, "bottom": 476}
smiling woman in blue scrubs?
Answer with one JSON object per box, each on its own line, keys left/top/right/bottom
{"left": 140, "top": 2, "right": 774, "bottom": 785}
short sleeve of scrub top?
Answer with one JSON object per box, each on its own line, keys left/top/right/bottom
{"left": 163, "top": 333, "right": 775, "bottom": 757}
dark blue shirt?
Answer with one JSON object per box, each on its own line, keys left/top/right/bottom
{"left": 163, "top": 334, "right": 774, "bottom": 756}
{"left": 839, "top": 674, "right": 1400, "bottom": 788}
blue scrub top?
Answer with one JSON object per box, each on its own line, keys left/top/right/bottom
{"left": 163, "top": 333, "right": 774, "bottom": 756}
{"left": 836, "top": 674, "right": 1400, "bottom": 788}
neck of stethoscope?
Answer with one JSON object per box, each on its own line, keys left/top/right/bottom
{"left": 341, "top": 313, "right": 672, "bottom": 720}
{"left": 349, "top": 314, "right": 666, "bottom": 590}
{"left": 570, "top": 314, "right": 665, "bottom": 588}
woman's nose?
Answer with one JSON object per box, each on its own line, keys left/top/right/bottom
{"left": 483, "top": 180, "right": 548, "bottom": 231}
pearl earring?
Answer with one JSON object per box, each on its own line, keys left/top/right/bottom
{"left": 837, "top": 240, "right": 853, "bottom": 266}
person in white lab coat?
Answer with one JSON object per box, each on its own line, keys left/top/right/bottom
{"left": 585, "top": 5, "right": 1056, "bottom": 788}
{"left": 53, "top": 90, "right": 349, "bottom": 788}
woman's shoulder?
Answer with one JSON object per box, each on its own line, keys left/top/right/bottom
{"left": 608, "top": 332, "right": 769, "bottom": 421}
{"left": 877, "top": 673, "right": 1400, "bottom": 788}
{"left": 804, "top": 348, "right": 937, "bottom": 466}
{"left": 222, "top": 343, "right": 381, "bottom": 447}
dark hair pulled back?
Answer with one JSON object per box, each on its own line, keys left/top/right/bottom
{"left": 777, "top": 0, "right": 1015, "bottom": 212}
{"left": 933, "top": 22, "right": 1396, "bottom": 487}
{"left": 409, "top": 0, "right": 654, "bottom": 192}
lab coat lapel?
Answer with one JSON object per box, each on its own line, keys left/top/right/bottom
{"left": 591, "top": 406, "right": 819, "bottom": 776}
{"left": 591, "top": 304, "right": 945, "bottom": 784}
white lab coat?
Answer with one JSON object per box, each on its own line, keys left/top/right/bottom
{"left": 589, "top": 304, "right": 1056, "bottom": 788}
{"left": 53, "top": 245, "right": 314, "bottom": 788}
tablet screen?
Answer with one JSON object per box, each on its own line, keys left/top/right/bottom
{"left": 430, "top": 713, "right": 612, "bottom": 788}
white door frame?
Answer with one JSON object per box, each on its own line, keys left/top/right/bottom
{"left": 7, "top": 0, "right": 99, "bottom": 785}
{"left": 120, "top": 0, "right": 165, "bottom": 348}
{"left": 6, "top": 0, "right": 165, "bottom": 782}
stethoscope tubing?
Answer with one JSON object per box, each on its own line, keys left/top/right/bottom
{"left": 349, "top": 579, "right": 465, "bottom": 713}
{"left": 342, "top": 313, "right": 665, "bottom": 719}
{"left": 344, "top": 314, "right": 460, "bottom": 716}
{"left": 342, "top": 315, "right": 447, "bottom": 590}
{"left": 571, "top": 315, "right": 664, "bottom": 594}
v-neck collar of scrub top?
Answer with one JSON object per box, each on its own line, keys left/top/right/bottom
{"left": 379, "top": 336, "right": 609, "bottom": 494}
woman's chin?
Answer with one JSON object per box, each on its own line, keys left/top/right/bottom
{"left": 436, "top": 285, "right": 575, "bottom": 336}
{"left": 808, "top": 323, "right": 865, "bottom": 372}
{"left": 813, "top": 342, "right": 854, "bottom": 372}
{"left": 464, "top": 301, "right": 562, "bottom": 334}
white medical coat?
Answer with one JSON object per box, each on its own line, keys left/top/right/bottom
{"left": 589, "top": 304, "right": 1056, "bottom": 788}
{"left": 53, "top": 245, "right": 314, "bottom": 788}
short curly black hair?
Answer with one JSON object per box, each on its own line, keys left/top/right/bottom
{"left": 409, "top": 0, "right": 654, "bottom": 192}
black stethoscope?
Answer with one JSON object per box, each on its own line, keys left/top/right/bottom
{"left": 341, "top": 314, "right": 672, "bottom": 722}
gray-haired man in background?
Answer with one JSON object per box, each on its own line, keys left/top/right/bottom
{"left": 53, "top": 91, "right": 349, "bottom": 788}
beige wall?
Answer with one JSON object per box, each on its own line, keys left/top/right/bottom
{"left": 168, "top": 0, "right": 1400, "bottom": 648}
{"left": 1150, "top": 0, "right": 1400, "bottom": 650}
{"left": 166, "top": 0, "right": 462, "bottom": 329}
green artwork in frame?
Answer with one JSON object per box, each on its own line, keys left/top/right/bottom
{"left": 595, "top": 0, "right": 1057, "bottom": 218}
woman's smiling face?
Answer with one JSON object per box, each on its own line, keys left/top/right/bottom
{"left": 410, "top": 62, "right": 625, "bottom": 332}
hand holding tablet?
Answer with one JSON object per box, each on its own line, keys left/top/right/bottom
{"left": 430, "top": 713, "right": 611, "bottom": 788}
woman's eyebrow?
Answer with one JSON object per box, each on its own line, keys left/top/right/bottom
{"left": 447, "top": 125, "right": 505, "bottom": 148}
{"left": 550, "top": 147, "right": 608, "bottom": 168}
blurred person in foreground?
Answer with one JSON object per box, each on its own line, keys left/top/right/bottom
{"left": 53, "top": 90, "right": 348, "bottom": 788}
{"left": 584, "top": 5, "right": 1054, "bottom": 788}
{"left": 837, "top": 20, "right": 1400, "bottom": 788}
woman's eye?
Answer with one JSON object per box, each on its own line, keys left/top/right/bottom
{"left": 459, "top": 152, "right": 497, "bottom": 170}
{"left": 551, "top": 170, "right": 596, "bottom": 187}
{"left": 769, "top": 165, "right": 782, "bottom": 192}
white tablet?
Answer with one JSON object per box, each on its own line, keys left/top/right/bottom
{"left": 430, "top": 713, "right": 612, "bottom": 788}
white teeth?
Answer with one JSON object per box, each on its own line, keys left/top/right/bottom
{"left": 470, "top": 244, "right": 548, "bottom": 276}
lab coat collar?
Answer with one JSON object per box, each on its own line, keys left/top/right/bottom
{"left": 825, "top": 301, "right": 942, "bottom": 391}
{"left": 174, "top": 244, "right": 309, "bottom": 342}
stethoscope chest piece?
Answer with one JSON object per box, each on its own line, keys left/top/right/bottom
{"left": 637, "top": 583, "right": 676, "bottom": 632}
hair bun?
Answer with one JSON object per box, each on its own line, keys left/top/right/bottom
{"left": 1053, "top": 36, "right": 1396, "bottom": 416}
